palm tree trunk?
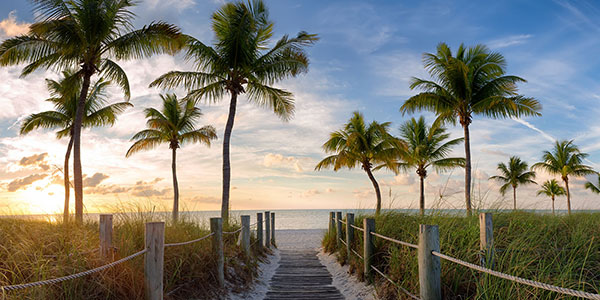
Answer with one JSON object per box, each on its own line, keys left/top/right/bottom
{"left": 513, "top": 186, "right": 517, "bottom": 211}
{"left": 221, "top": 92, "right": 238, "bottom": 225}
{"left": 463, "top": 124, "right": 472, "bottom": 216}
{"left": 419, "top": 175, "right": 425, "bottom": 216}
{"left": 172, "top": 147, "right": 179, "bottom": 222}
{"left": 364, "top": 166, "right": 382, "bottom": 215}
{"left": 551, "top": 195, "right": 555, "bottom": 215}
{"left": 73, "top": 71, "right": 92, "bottom": 224}
{"left": 564, "top": 177, "right": 571, "bottom": 215}
{"left": 63, "top": 136, "right": 74, "bottom": 224}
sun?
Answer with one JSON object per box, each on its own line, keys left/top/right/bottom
{"left": 17, "top": 181, "right": 64, "bottom": 215}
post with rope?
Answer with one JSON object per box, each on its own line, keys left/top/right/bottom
{"left": 335, "top": 211, "right": 343, "bottom": 249}
{"left": 211, "top": 217, "right": 224, "bottom": 288}
{"left": 99, "top": 214, "right": 113, "bottom": 261}
{"left": 345, "top": 213, "right": 354, "bottom": 262}
{"left": 270, "top": 212, "right": 276, "bottom": 247}
{"left": 265, "top": 211, "right": 271, "bottom": 248}
{"left": 418, "top": 224, "right": 441, "bottom": 300}
{"left": 479, "top": 213, "right": 494, "bottom": 268}
{"left": 329, "top": 211, "right": 335, "bottom": 235}
{"left": 241, "top": 215, "right": 250, "bottom": 257}
{"left": 257, "top": 212, "right": 263, "bottom": 249}
{"left": 363, "top": 218, "right": 375, "bottom": 283}
{"left": 145, "top": 222, "right": 165, "bottom": 300}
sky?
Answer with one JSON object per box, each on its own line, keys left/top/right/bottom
{"left": 1, "top": 0, "right": 600, "bottom": 214}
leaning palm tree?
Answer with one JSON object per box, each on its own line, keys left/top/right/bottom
{"left": 315, "top": 111, "right": 398, "bottom": 215}
{"left": 489, "top": 156, "right": 536, "bottom": 210}
{"left": 0, "top": 0, "right": 183, "bottom": 223}
{"left": 20, "top": 71, "right": 132, "bottom": 223}
{"left": 537, "top": 179, "right": 566, "bottom": 215}
{"left": 400, "top": 43, "right": 541, "bottom": 216}
{"left": 378, "top": 116, "right": 464, "bottom": 216}
{"left": 149, "top": 0, "right": 318, "bottom": 223}
{"left": 126, "top": 94, "right": 217, "bottom": 222}
{"left": 532, "top": 140, "right": 596, "bottom": 215}
{"left": 585, "top": 176, "right": 600, "bottom": 194}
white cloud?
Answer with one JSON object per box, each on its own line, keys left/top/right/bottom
{"left": 0, "top": 11, "right": 29, "bottom": 39}
{"left": 488, "top": 34, "right": 533, "bottom": 49}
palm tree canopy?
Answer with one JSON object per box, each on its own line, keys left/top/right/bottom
{"left": 490, "top": 156, "right": 536, "bottom": 195}
{"left": 585, "top": 176, "right": 600, "bottom": 194}
{"left": 20, "top": 70, "right": 132, "bottom": 138}
{"left": 378, "top": 116, "right": 464, "bottom": 175}
{"left": 149, "top": 0, "right": 318, "bottom": 121}
{"left": 531, "top": 140, "right": 596, "bottom": 180}
{"left": 0, "top": 0, "right": 184, "bottom": 98}
{"left": 126, "top": 94, "right": 218, "bottom": 156}
{"left": 315, "top": 111, "right": 399, "bottom": 171}
{"left": 537, "top": 179, "right": 566, "bottom": 197}
{"left": 400, "top": 43, "right": 541, "bottom": 126}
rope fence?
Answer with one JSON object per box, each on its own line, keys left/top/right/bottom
{"left": 371, "top": 265, "right": 420, "bottom": 300}
{"left": 164, "top": 232, "right": 214, "bottom": 248}
{"left": 371, "top": 232, "right": 418, "bottom": 249}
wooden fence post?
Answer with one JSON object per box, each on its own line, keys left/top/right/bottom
{"left": 363, "top": 218, "right": 375, "bottom": 282}
{"left": 336, "top": 211, "right": 343, "bottom": 249}
{"left": 265, "top": 211, "right": 271, "bottom": 248}
{"left": 241, "top": 215, "right": 250, "bottom": 256}
{"left": 270, "top": 212, "right": 276, "bottom": 246}
{"left": 418, "top": 224, "right": 441, "bottom": 300}
{"left": 211, "top": 217, "right": 224, "bottom": 288}
{"left": 257, "top": 212, "right": 263, "bottom": 249}
{"left": 346, "top": 213, "right": 354, "bottom": 262}
{"left": 329, "top": 211, "right": 335, "bottom": 234}
{"left": 479, "top": 213, "right": 494, "bottom": 268}
{"left": 99, "top": 214, "right": 113, "bottom": 261}
{"left": 145, "top": 222, "right": 165, "bottom": 300}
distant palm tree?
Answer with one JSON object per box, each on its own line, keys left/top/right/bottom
{"left": 20, "top": 71, "right": 132, "bottom": 223}
{"left": 126, "top": 94, "right": 217, "bottom": 221}
{"left": 532, "top": 140, "right": 596, "bottom": 215}
{"left": 0, "top": 0, "right": 183, "bottom": 223}
{"left": 315, "top": 111, "right": 398, "bottom": 215}
{"left": 585, "top": 176, "right": 600, "bottom": 194}
{"left": 489, "top": 156, "right": 536, "bottom": 210}
{"left": 378, "top": 116, "right": 464, "bottom": 216}
{"left": 537, "top": 179, "right": 566, "bottom": 215}
{"left": 150, "top": 0, "right": 318, "bottom": 223}
{"left": 400, "top": 43, "right": 541, "bottom": 216}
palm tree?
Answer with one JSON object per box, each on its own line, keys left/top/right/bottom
{"left": 400, "top": 43, "right": 541, "bottom": 216}
{"left": 315, "top": 111, "right": 398, "bottom": 215}
{"left": 537, "top": 179, "right": 566, "bottom": 215}
{"left": 489, "top": 156, "right": 536, "bottom": 210}
{"left": 126, "top": 94, "right": 217, "bottom": 222}
{"left": 585, "top": 176, "right": 600, "bottom": 194}
{"left": 379, "top": 116, "right": 464, "bottom": 216}
{"left": 20, "top": 71, "right": 132, "bottom": 223}
{"left": 149, "top": 0, "right": 318, "bottom": 223}
{"left": 532, "top": 140, "right": 596, "bottom": 215}
{"left": 0, "top": 0, "right": 183, "bottom": 223}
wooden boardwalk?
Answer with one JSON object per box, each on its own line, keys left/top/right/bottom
{"left": 264, "top": 249, "right": 345, "bottom": 300}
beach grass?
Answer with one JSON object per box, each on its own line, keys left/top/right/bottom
{"left": 0, "top": 211, "right": 262, "bottom": 300}
{"left": 324, "top": 211, "right": 600, "bottom": 299}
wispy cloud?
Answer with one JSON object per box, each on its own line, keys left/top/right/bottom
{"left": 512, "top": 118, "right": 555, "bottom": 142}
{"left": 488, "top": 34, "right": 533, "bottom": 48}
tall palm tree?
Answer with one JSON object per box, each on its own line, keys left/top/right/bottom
{"left": 315, "top": 111, "right": 398, "bottom": 215}
{"left": 0, "top": 0, "right": 183, "bottom": 223}
{"left": 400, "top": 43, "right": 541, "bottom": 216}
{"left": 532, "top": 140, "right": 596, "bottom": 215}
{"left": 20, "top": 71, "right": 132, "bottom": 223}
{"left": 537, "top": 179, "right": 566, "bottom": 215}
{"left": 585, "top": 176, "right": 600, "bottom": 194}
{"left": 126, "top": 94, "right": 217, "bottom": 222}
{"left": 379, "top": 116, "right": 464, "bottom": 216}
{"left": 149, "top": 0, "right": 318, "bottom": 223}
{"left": 489, "top": 156, "right": 536, "bottom": 210}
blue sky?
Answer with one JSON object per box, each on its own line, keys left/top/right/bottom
{"left": 1, "top": 0, "right": 600, "bottom": 214}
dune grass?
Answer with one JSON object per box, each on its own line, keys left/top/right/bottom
{"left": 0, "top": 211, "right": 263, "bottom": 300}
{"left": 323, "top": 211, "right": 600, "bottom": 299}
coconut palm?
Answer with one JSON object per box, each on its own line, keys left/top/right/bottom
{"left": 537, "top": 179, "right": 566, "bottom": 215}
{"left": 126, "top": 94, "right": 217, "bottom": 221}
{"left": 0, "top": 0, "right": 183, "bottom": 223}
{"left": 400, "top": 43, "right": 541, "bottom": 216}
{"left": 585, "top": 176, "right": 600, "bottom": 194}
{"left": 532, "top": 140, "right": 596, "bottom": 215}
{"left": 379, "top": 116, "right": 464, "bottom": 216}
{"left": 149, "top": 0, "right": 317, "bottom": 223}
{"left": 20, "top": 71, "right": 132, "bottom": 223}
{"left": 489, "top": 156, "right": 536, "bottom": 210}
{"left": 315, "top": 111, "right": 398, "bottom": 215}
